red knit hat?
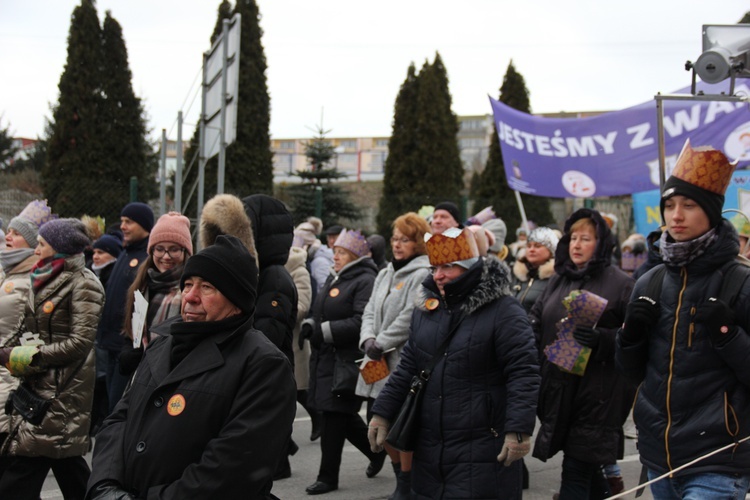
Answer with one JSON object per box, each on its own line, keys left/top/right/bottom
{"left": 148, "top": 212, "right": 193, "bottom": 256}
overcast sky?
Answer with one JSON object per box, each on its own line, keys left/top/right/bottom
{"left": 1, "top": 0, "right": 748, "bottom": 143}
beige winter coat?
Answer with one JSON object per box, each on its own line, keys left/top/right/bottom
{"left": 285, "top": 246, "right": 313, "bottom": 389}
{"left": 2, "top": 254, "right": 104, "bottom": 458}
{"left": 0, "top": 254, "right": 38, "bottom": 436}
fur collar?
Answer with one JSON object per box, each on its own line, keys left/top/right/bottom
{"left": 416, "top": 258, "right": 513, "bottom": 316}
{"left": 199, "top": 194, "right": 257, "bottom": 261}
{"left": 513, "top": 258, "right": 555, "bottom": 282}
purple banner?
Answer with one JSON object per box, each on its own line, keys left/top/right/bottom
{"left": 489, "top": 81, "right": 750, "bottom": 198}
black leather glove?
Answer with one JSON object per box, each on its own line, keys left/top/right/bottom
{"left": 363, "top": 338, "right": 383, "bottom": 360}
{"left": 695, "top": 297, "right": 738, "bottom": 347}
{"left": 573, "top": 326, "right": 600, "bottom": 348}
{"left": 620, "top": 297, "right": 659, "bottom": 344}
{"left": 89, "top": 481, "right": 135, "bottom": 500}
{"left": 118, "top": 346, "right": 144, "bottom": 376}
{"left": 310, "top": 326, "right": 324, "bottom": 350}
{"left": 298, "top": 322, "right": 313, "bottom": 350}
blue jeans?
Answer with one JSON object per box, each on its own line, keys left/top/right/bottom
{"left": 648, "top": 470, "right": 750, "bottom": 500}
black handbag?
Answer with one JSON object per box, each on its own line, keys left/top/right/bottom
{"left": 6, "top": 383, "right": 53, "bottom": 426}
{"left": 331, "top": 349, "right": 360, "bottom": 397}
{"left": 385, "top": 315, "right": 464, "bottom": 452}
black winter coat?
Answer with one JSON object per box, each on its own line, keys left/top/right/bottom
{"left": 530, "top": 208, "right": 635, "bottom": 465}
{"left": 97, "top": 238, "right": 149, "bottom": 351}
{"left": 309, "top": 256, "right": 377, "bottom": 414}
{"left": 617, "top": 220, "right": 750, "bottom": 476}
{"left": 87, "top": 316, "right": 297, "bottom": 499}
{"left": 372, "top": 259, "right": 540, "bottom": 500}
{"left": 242, "top": 194, "right": 298, "bottom": 367}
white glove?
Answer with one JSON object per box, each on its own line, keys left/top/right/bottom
{"left": 367, "top": 414, "right": 390, "bottom": 453}
{"left": 497, "top": 432, "right": 531, "bottom": 466}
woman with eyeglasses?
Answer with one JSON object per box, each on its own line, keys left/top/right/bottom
{"left": 355, "top": 212, "right": 431, "bottom": 499}
{"left": 120, "top": 212, "right": 193, "bottom": 376}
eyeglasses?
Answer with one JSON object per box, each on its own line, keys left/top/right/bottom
{"left": 428, "top": 263, "right": 458, "bottom": 275}
{"left": 153, "top": 246, "right": 184, "bottom": 258}
{"left": 390, "top": 237, "right": 413, "bottom": 245}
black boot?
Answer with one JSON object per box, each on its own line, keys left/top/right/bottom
{"left": 393, "top": 466, "right": 411, "bottom": 500}
{"left": 297, "top": 390, "right": 322, "bottom": 441}
{"left": 387, "top": 462, "right": 401, "bottom": 500}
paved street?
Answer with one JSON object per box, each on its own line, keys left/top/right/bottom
{"left": 42, "top": 405, "right": 652, "bottom": 499}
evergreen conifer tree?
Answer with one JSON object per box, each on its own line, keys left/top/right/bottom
{"left": 377, "top": 54, "right": 463, "bottom": 234}
{"left": 285, "top": 125, "right": 360, "bottom": 227}
{"left": 0, "top": 119, "right": 16, "bottom": 169}
{"left": 473, "top": 60, "right": 552, "bottom": 232}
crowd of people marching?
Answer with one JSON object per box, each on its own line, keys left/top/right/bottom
{"left": 1, "top": 139, "right": 750, "bottom": 499}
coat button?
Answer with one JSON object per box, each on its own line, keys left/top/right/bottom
{"left": 136, "top": 441, "right": 146, "bottom": 453}
{"left": 154, "top": 397, "right": 164, "bottom": 407}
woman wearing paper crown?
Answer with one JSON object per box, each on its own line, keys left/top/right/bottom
{"left": 617, "top": 141, "right": 750, "bottom": 498}
{"left": 0, "top": 200, "right": 54, "bottom": 482}
{"left": 529, "top": 208, "right": 635, "bottom": 498}
{"left": 301, "top": 229, "right": 386, "bottom": 495}
{"left": 0, "top": 218, "right": 104, "bottom": 499}
{"left": 119, "top": 212, "right": 193, "bottom": 376}
{"left": 355, "top": 212, "right": 432, "bottom": 499}
{"left": 368, "top": 227, "right": 540, "bottom": 500}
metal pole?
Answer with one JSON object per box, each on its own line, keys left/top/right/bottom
{"left": 656, "top": 94, "right": 667, "bottom": 191}
{"left": 129, "top": 176, "right": 138, "bottom": 202}
{"left": 197, "top": 52, "right": 208, "bottom": 251}
{"left": 175, "top": 111, "right": 183, "bottom": 213}
{"left": 514, "top": 190, "right": 529, "bottom": 232}
{"left": 217, "top": 19, "right": 229, "bottom": 194}
{"left": 159, "top": 128, "right": 167, "bottom": 216}
{"left": 314, "top": 186, "right": 323, "bottom": 220}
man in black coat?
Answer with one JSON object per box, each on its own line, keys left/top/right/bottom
{"left": 87, "top": 235, "right": 297, "bottom": 500}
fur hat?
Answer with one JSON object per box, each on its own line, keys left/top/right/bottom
{"left": 199, "top": 194, "right": 257, "bottom": 261}
{"left": 661, "top": 139, "right": 735, "bottom": 229}
{"left": 93, "top": 234, "right": 123, "bottom": 258}
{"left": 148, "top": 212, "right": 193, "bottom": 256}
{"left": 8, "top": 199, "right": 57, "bottom": 248}
{"left": 528, "top": 227, "right": 559, "bottom": 255}
{"left": 181, "top": 235, "right": 258, "bottom": 315}
{"left": 121, "top": 202, "right": 154, "bottom": 233}
{"left": 425, "top": 227, "right": 480, "bottom": 269}
{"left": 293, "top": 217, "right": 323, "bottom": 248}
{"left": 333, "top": 229, "right": 370, "bottom": 257}
{"left": 38, "top": 218, "right": 91, "bottom": 255}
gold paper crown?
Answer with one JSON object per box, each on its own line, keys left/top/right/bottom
{"left": 671, "top": 139, "right": 735, "bottom": 195}
{"left": 425, "top": 227, "right": 480, "bottom": 266}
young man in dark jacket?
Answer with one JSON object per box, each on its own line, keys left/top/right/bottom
{"left": 87, "top": 235, "right": 297, "bottom": 500}
{"left": 616, "top": 140, "right": 750, "bottom": 498}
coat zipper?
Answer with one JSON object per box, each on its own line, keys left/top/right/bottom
{"left": 664, "top": 267, "right": 687, "bottom": 471}
{"left": 519, "top": 278, "right": 534, "bottom": 305}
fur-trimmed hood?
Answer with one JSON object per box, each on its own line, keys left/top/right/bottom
{"left": 417, "top": 258, "right": 513, "bottom": 316}
{"left": 513, "top": 258, "right": 555, "bottom": 282}
{"left": 199, "top": 194, "right": 257, "bottom": 260}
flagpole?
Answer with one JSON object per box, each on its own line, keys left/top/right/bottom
{"left": 514, "top": 190, "right": 530, "bottom": 232}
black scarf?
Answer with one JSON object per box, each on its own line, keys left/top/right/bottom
{"left": 169, "top": 313, "right": 251, "bottom": 368}
{"left": 392, "top": 254, "right": 419, "bottom": 272}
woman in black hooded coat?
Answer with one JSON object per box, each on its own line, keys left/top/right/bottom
{"left": 529, "top": 208, "right": 635, "bottom": 499}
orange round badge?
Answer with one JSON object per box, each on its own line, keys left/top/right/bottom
{"left": 395, "top": 282, "right": 405, "bottom": 290}
{"left": 42, "top": 301, "right": 55, "bottom": 314}
{"left": 167, "top": 394, "right": 186, "bottom": 416}
{"left": 129, "top": 258, "right": 139, "bottom": 268}
{"left": 4, "top": 282, "right": 14, "bottom": 293}
{"left": 425, "top": 298, "right": 439, "bottom": 311}
{"left": 329, "top": 288, "right": 340, "bottom": 298}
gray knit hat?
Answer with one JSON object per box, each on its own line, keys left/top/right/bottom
{"left": 38, "top": 218, "right": 91, "bottom": 255}
{"left": 482, "top": 218, "right": 508, "bottom": 253}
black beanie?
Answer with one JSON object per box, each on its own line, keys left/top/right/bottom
{"left": 434, "top": 202, "right": 463, "bottom": 228}
{"left": 660, "top": 176, "right": 724, "bottom": 229}
{"left": 121, "top": 202, "right": 155, "bottom": 233}
{"left": 180, "top": 235, "right": 258, "bottom": 314}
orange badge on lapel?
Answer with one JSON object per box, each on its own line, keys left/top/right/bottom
{"left": 167, "top": 394, "right": 186, "bottom": 416}
{"left": 425, "top": 298, "right": 439, "bottom": 311}
{"left": 42, "top": 301, "right": 55, "bottom": 314}
{"left": 329, "top": 288, "right": 340, "bottom": 298}
{"left": 395, "top": 282, "right": 405, "bottom": 290}
{"left": 4, "top": 282, "right": 14, "bottom": 293}
{"left": 129, "top": 258, "right": 139, "bottom": 268}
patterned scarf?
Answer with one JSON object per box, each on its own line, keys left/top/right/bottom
{"left": 30, "top": 255, "right": 66, "bottom": 293}
{"left": 659, "top": 227, "right": 718, "bottom": 267}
